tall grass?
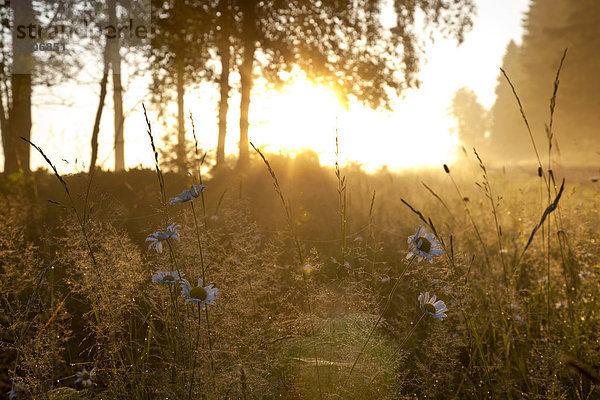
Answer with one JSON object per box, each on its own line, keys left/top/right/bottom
{"left": 3, "top": 51, "right": 600, "bottom": 399}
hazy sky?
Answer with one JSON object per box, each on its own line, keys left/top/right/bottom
{"left": 6, "top": 0, "right": 531, "bottom": 173}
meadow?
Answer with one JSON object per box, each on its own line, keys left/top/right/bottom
{"left": 1, "top": 129, "right": 600, "bottom": 399}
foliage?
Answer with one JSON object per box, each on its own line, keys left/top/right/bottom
{"left": 490, "top": 0, "right": 600, "bottom": 163}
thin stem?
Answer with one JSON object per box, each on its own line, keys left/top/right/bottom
{"left": 335, "top": 126, "right": 348, "bottom": 272}
{"left": 166, "top": 239, "right": 183, "bottom": 281}
{"left": 367, "top": 313, "right": 425, "bottom": 386}
{"left": 446, "top": 172, "right": 492, "bottom": 272}
{"left": 190, "top": 202, "right": 207, "bottom": 283}
{"left": 190, "top": 201, "right": 215, "bottom": 388}
{"left": 168, "top": 284, "right": 179, "bottom": 384}
{"left": 188, "top": 303, "right": 204, "bottom": 399}
{"left": 459, "top": 306, "right": 496, "bottom": 400}
{"left": 337, "top": 255, "right": 416, "bottom": 399}
{"left": 204, "top": 306, "right": 216, "bottom": 390}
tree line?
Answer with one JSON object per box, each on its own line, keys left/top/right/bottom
{"left": 1, "top": 0, "right": 476, "bottom": 175}
{"left": 450, "top": 0, "right": 600, "bottom": 165}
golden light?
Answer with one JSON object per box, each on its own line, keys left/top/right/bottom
{"left": 247, "top": 68, "right": 459, "bottom": 172}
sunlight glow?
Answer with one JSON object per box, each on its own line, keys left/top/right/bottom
{"left": 7, "top": 0, "right": 529, "bottom": 174}
{"left": 247, "top": 69, "right": 459, "bottom": 172}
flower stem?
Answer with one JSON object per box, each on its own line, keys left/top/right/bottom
{"left": 190, "top": 202, "right": 207, "bottom": 282}
{"left": 337, "top": 255, "right": 416, "bottom": 399}
{"left": 188, "top": 303, "right": 203, "bottom": 399}
{"left": 367, "top": 313, "right": 425, "bottom": 386}
{"left": 167, "top": 284, "right": 179, "bottom": 384}
{"left": 190, "top": 201, "right": 216, "bottom": 388}
{"left": 166, "top": 239, "right": 183, "bottom": 281}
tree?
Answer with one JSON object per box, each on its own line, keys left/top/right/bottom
{"left": 150, "top": 0, "right": 210, "bottom": 173}
{"left": 489, "top": 40, "right": 526, "bottom": 160}
{"left": 489, "top": 0, "right": 600, "bottom": 164}
{"left": 229, "top": 0, "right": 476, "bottom": 168}
{"left": 0, "top": 0, "right": 137, "bottom": 173}
{"left": 215, "top": 0, "right": 232, "bottom": 166}
{"left": 449, "top": 87, "right": 489, "bottom": 152}
{"left": 3, "top": 0, "right": 34, "bottom": 174}
{"left": 108, "top": 0, "right": 125, "bottom": 171}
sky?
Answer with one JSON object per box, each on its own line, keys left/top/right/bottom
{"left": 7, "top": 0, "right": 531, "bottom": 174}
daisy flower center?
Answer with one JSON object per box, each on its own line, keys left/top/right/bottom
{"left": 417, "top": 237, "right": 431, "bottom": 253}
{"left": 81, "top": 372, "right": 90, "bottom": 380}
{"left": 163, "top": 275, "right": 175, "bottom": 282}
{"left": 190, "top": 286, "right": 208, "bottom": 301}
{"left": 424, "top": 303, "right": 436, "bottom": 314}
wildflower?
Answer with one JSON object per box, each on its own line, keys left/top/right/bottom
{"left": 579, "top": 270, "right": 591, "bottom": 279}
{"left": 180, "top": 278, "right": 218, "bottom": 307}
{"left": 146, "top": 223, "right": 181, "bottom": 253}
{"left": 418, "top": 292, "right": 447, "bottom": 320}
{"left": 169, "top": 184, "right": 207, "bottom": 204}
{"left": 303, "top": 264, "right": 313, "bottom": 274}
{"left": 75, "top": 367, "right": 95, "bottom": 387}
{"left": 555, "top": 300, "right": 568, "bottom": 310}
{"left": 380, "top": 276, "right": 390, "bottom": 284}
{"left": 152, "top": 270, "right": 183, "bottom": 284}
{"left": 514, "top": 314, "right": 524, "bottom": 323}
{"left": 7, "top": 380, "right": 25, "bottom": 399}
{"left": 406, "top": 226, "right": 443, "bottom": 262}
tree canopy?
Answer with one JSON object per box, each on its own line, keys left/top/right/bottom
{"left": 490, "top": 0, "right": 600, "bottom": 164}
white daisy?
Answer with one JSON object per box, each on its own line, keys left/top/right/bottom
{"left": 418, "top": 292, "right": 448, "bottom": 321}
{"left": 180, "top": 278, "right": 218, "bottom": 308}
{"left": 152, "top": 270, "right": 183, "bottom": 284}
{"left": 169, "top": 184, "right": 207, "bottom": 204}
{"left": 145, "top": 223, "right": 181, "bottom": 253}
{"left": 406, "top": 226, "right": 443, "bottom": 262}
{"left": 75, "top": 367, "right": 95, "bottom": 388}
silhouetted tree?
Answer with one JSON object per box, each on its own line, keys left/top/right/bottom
{"left": 490, "top": 0, "right": 600, "bottom": 164}
{"left": 214, "top": 0, "right": 232, "bottom": 166}
{"left": 450, "top": 87, "right": 489, "bottom": 152}
{"left": 489, "top": 40, "right": 525, "bottom": 160}
{"left": 230, "top": 0, "right": 476, "bottom": 168}
{"left": 150, "top": 0, "right": 210, "bottom": 173}
{"left": 2, "top": 0, "right": 34, "bottom": 174}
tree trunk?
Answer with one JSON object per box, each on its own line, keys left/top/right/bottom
{"left": 90, "top": 54, "right": 110, "bottom": 173}
{"left": 216, "top": 0, "right": 231, "bottom": 166}
{"left": 238, "top": 41, "right": 255, "bottom": 168}
{"left": 108, "top": 0, "right": 125, "bottom": 171}
{"left": 0, "top": 85, "right": 11, "bottom": 174}
{"left": 176, "top": 58, "right": 186, "bottom": 174}
{"left": 7, "top": 0, "right": 33, "bottom": 174}
{"left": 217, "top": 38, "right": 230, "bottom": 166}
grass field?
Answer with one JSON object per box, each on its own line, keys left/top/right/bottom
{"left": 2, "top": 139, "right": 600, "bottom": 399}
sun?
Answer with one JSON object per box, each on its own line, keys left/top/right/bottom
{"left": 247, "top": 69, "right": 460, "bottom": 172}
